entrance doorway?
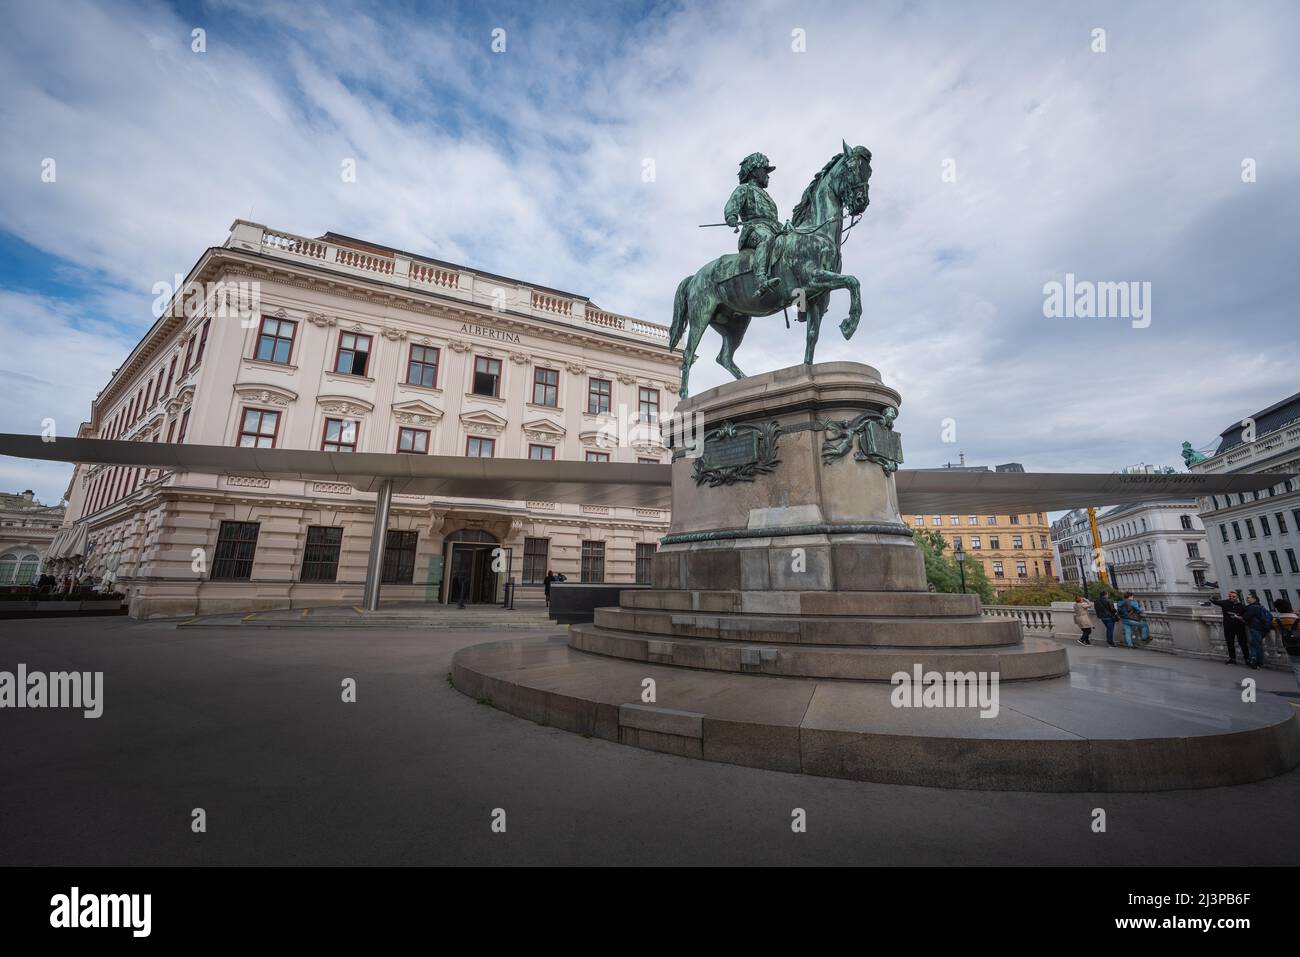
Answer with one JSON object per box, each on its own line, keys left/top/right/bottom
{"left": 442, "top": 529, "right": 508, "bottom": 605}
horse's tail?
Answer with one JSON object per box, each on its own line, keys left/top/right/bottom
{"left": 669, "top": 275, "right": 690, "bottom": 351}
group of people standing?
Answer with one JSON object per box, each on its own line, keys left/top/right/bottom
{"left": 1072, "top": 592, "right": 1151, "bottom": 648}
{"left": 1069, "top": 587, "right": 1300, "bottom": 687}
{"left": 1202, "top": 590, "right": 1299, "bottom": 678}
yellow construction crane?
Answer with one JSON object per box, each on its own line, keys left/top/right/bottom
{"left": 1086, "top": 506, "right": 1109, "bottom": 585}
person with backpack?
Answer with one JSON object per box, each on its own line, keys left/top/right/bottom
{"left": 1118, "top": 592, "right": 1150, "bottom": 647}
{"left": 1201, "top": 590, "right": 1249, "bottom": 665}
{"left": 1242, "top": 592, "right": 1273, "bottom": 670}
{"left": 1093, "top": 593, "right": 1119, "bottom": 647}
{"left": 1273, "top": 597, "right": 1300, "bottom": 688}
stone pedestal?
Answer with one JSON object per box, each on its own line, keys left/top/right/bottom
{"left": 569, "top": 362, "right": 1066, "bottom": 682}
{"left": 453, "top": 362, "right": 1300, "bottom": 791}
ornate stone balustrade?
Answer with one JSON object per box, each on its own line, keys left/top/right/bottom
{"left": 227, "top": 220, "right": 670, "bottom": 346}
{"left": 981, "top": 604, "right": 1053, "bottom": 636}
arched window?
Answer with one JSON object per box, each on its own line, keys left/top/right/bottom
{"left": 0, "top": 549, "right": 41, "bottom": 585}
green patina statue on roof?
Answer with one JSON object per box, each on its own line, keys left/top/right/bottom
{"left": 1181, "top": 441, "right": 1209, "bottom": 468}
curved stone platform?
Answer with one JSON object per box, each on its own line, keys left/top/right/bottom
{"left": 451, "top": 635, "right": 1300, "bottom": 792}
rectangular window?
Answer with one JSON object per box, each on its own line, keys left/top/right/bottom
{"left": 177, "top": 409, "right": 190, "bottom": 444}
{"left": 992, "top": 560, "right": 1004, "bottom": 578}
{"left": 580, "top": 540, "right": 605, "bottom": 583}
{"left": 1241, "top": 554, "right": 1250, "bottom": 576}
{"left": 321, "top": 418, "right": 357, "bottom": 452}
{"left": 522, "top": 537, "right": 549, "bottom": 585}
{"left": 406, "top": 344, "right": 439, "bottom": 388}
{"left": 932, "top": 516, "right": 942, "bottom": 526}
{"left": 182, "top": 337, "right": 194, "bottom": 374}
{"left": 473, "top": 356, "right": 502, "bottom": 397}
{"left": 588, "top": 378, "right": 612, "bottom": 414}
{"left": 1180, "top": 514, "right": 1193, "bottom": 530}
{"left": 1232, "top": 521, "right": 1242, "bottom": 541}
{"left": 532, "top": 367, "right": 559, "bottom": 407}
{"left": 300, "top": 526, "right": 343, "bottom": 582}
{"left": 986, "top": 516, "right": 996, "bottom": 525}
{"left": 1254, "top": 552, "right": 1266, "bottom": 575}
{"left": 165, "top": 355, "right": 177, "bottom": 397}
{"left": 238, "top": 408, "right": 279, "bottom": 448}
{"left": 165, "top": 420, "right": 176, "bottom": 444}
{"left": 1044, "top": 559, "right": 1052, "bottom": 577}
{"left": 211, "top": 521, "right": 259, "bottom": 581}
{"left": 953, "top": 536, "right": 962, "bottom": 550}
{"left": 968, "top": 516, "right": 978, "bottom": 525}
{"left": 1016, "top": 560, "right": 1028, "bottom": 578}
{"left": 1270, "top": 551, "right": 1282, "bottom": 574}
{"left": 1246, "top": 518, "right": 1257, "bottom": 539}
{"left": 1261, "top": 515, "right": 1272, "bottom": 536}
{"left": 586, "top": 451, "right": 610, "bottom": 463}
{"left": 1228, "top": 554, "right": 1238, "bottom": 576}
{"left": 1277, "top": 512, "right": 1288, "bottom": 534}
{"left": 1287, "top": 549, "right": 1299, "bottom": 574}
{"left": 1012, "top": 535, "right": 1023, "bottom": 549}
{"left": 638, "top": 387, "right": 659, "bottom": 423}
{"left": 334, "top": 332, "right": 372, "bottom": 376}
{"left": 636, "top": 543, "right": 656, "bottom": 585}
{"left": 1293, "top": 509, "right": 1300, "bottom": 533}
{"left": 1193, "top": 570, "right": 1206, "bottom": 588}
{"left": 1187, "top": 543, "right": 1200, "bottom": 559}
{"left": 382, "top": 530, "right": 418, "bottom": 584}
{"left": 466, "top": 436, "right": 495, "bottom": 457}
{"left": 1010, "top": 515, "right": 1020, "bottom": 525}
{"left": 971, "top": 536, "right": 982, "bottom": 550}
{"left": 529, "top": 444, "right": 555, "bottom": 460}
{"left": 255, "top": 316, "right": 296, "bottom": 364}
{"left": 989, "top": 536, "right": 1000, "bottom": 549}
{"left": 397, "top": 428, "right": 429, "bottom": 454}
{"left": 193, "top": 318, "right": 210, "bottom": 368}
{"left": 637, "top": 457, "right": 659, "bottom": 464}
{"left": 950, "top": 516, "right": 960, "bottom": 526}
{"left": 1219, "top": 524, "right": 1229, "bottom": 543}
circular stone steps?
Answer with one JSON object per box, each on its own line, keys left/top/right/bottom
{"left": 568, "top": 624, "right": 1069, "bottom": 681}
{"left": 619, "top": 589, "right": 983, "bottom": 618}
{"left": 590, "top": 606, "right": 1024, "bottom": 647}
{"left": 450, "top": 635, "right": 1300, "bottom": 792}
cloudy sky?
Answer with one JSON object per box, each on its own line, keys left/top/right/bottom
{"left": 1, "top": 0, "right": 1297, "bottom": 504}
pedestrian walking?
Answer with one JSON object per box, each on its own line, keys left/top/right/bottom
{"left": 543, "top": 569, "right": 555, "bottom": 606}
{"left": 1072, "top": 596, "right": 1094, "bottom": 645}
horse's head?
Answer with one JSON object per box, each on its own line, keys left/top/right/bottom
{"left": 834, "top": 140, "right": 872, "bottom": 216}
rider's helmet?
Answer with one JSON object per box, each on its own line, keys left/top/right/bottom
{"left": 738, "top": 152, "right": 776, "bottom": 183}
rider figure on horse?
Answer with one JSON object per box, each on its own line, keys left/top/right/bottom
{"left": 724, "top": 152, "right": 784, "bottom": 300}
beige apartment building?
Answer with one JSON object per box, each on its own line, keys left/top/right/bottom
{"left": 61, "top": 221, "right": 679, "bottom": 618}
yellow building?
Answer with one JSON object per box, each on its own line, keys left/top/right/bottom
{"left": 908, "top": 511, "right": 1055, "bottom": 588}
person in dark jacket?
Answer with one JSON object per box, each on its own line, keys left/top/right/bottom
{"left": 1242, "top": 593, "right": 1271, "bottom": 670}
{"left": 543, "top": 570, "right": 555, "bottom": 605}
{"left": 1202, "top": 590, "right": 1249, "bottom": 665}
{"left": 1093, "top": 594, "right": 1119, "bottom": 647}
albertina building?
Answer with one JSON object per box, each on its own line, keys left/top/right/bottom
{"left": 62, "top": 221, "right": 679, "bottom": 618}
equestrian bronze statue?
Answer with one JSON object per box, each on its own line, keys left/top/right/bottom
{"left": 669, "top": 141, "right": 872, "bottom": 398}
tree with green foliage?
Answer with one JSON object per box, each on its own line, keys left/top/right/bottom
{"left": 911, "top": 529, "right": 995, "bottom": 603}
{"left": 995, "top": 576, "right": 1122, "bottom": 607}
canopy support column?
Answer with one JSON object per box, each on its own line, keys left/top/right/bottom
{"left": 362, "top": 479, "right": 394, "bottom": 612}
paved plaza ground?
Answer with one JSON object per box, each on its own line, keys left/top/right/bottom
{"left": 1, "top": 615, "right": 1298, "bottom": 866}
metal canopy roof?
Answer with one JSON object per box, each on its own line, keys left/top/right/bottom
{"left": 0, "top": 433, "right": 1286, "bottom": 514}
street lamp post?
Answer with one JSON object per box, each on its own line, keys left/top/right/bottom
{"left": 1077, "top": 554, "right": 1088, "bottom": 599}
{"left": 955, "top": 541, "right": 966, "bottom": 594}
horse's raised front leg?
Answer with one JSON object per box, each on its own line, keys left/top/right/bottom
{"left": 807, "top": 269, "right": 862, "bottom": 339}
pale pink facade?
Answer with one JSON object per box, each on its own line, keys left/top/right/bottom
{"left": 64, "top": 221, "right": 679, "bottom": 618}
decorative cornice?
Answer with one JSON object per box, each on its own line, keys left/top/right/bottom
{"left": 392, "top": 399, "right": 444, "bottom": 426}
{"left": 318, "top": 394, "right": 375, "bottom": 416}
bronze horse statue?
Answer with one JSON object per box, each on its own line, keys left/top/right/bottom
{"left": 669, "top": 141, "right": 872, "bottom": 398}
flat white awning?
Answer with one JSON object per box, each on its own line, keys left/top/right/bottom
{"left": 0, "top": 433, "right": 1287, "bottom": 512}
